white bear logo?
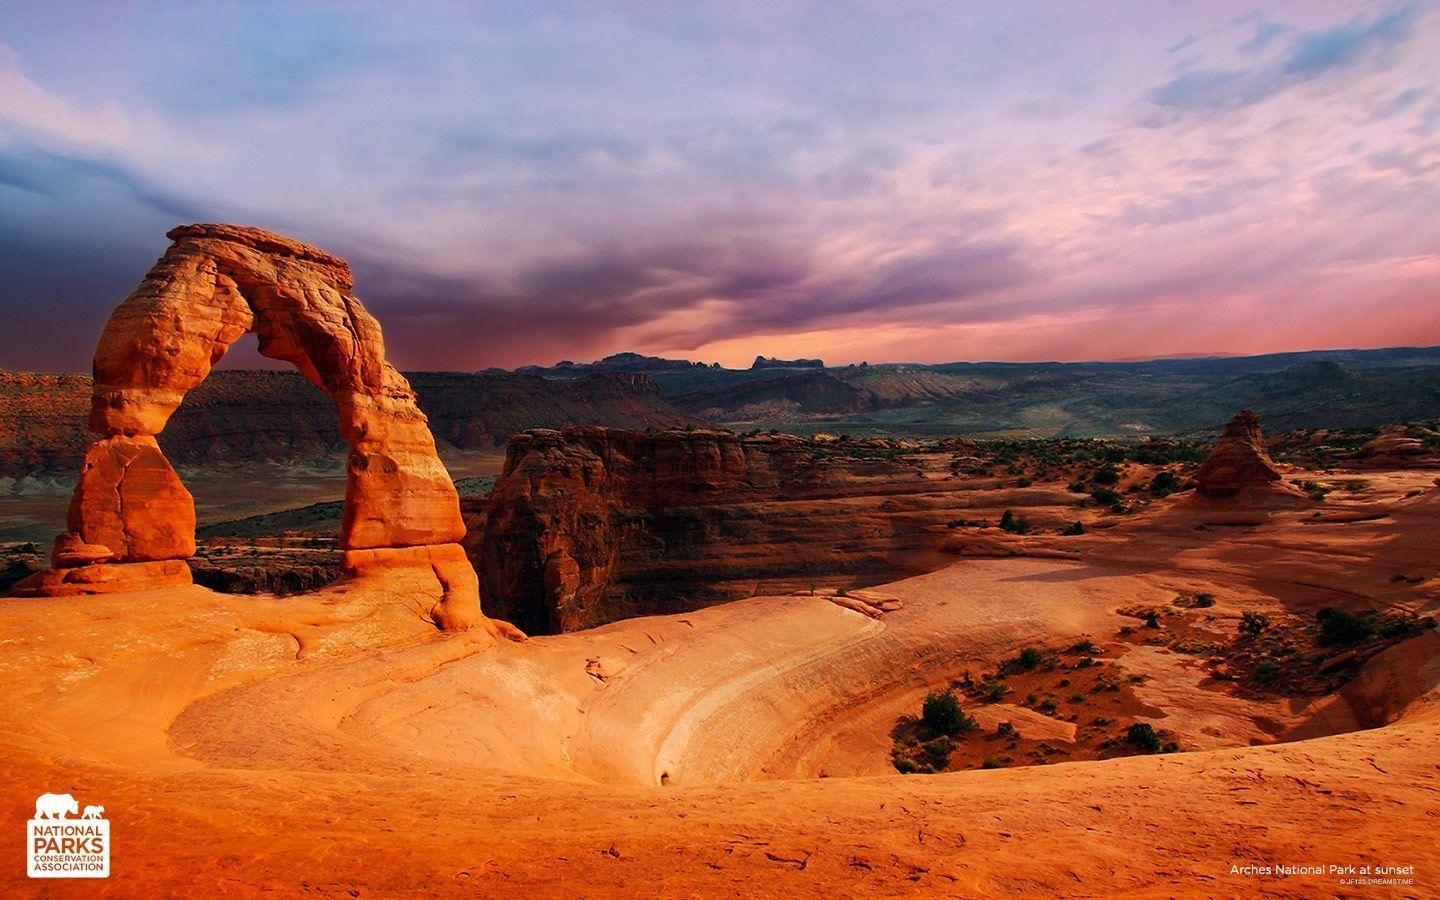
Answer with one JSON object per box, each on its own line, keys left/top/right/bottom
{"left": 33, "top": 793, "right": 78, "bottom": 821}
{"left": 81, "top": 805, "right": 105, "bottom": 820}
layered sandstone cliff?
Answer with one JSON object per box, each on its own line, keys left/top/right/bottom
{"left": 469, "top": 427, "right": 1077, "bottom": 634}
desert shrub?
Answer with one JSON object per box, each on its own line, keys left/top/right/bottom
{"left": 1125, "top": 723, "right": 1161, "bottom": 752}
{"left": 981, "top": 756, "right": 1008, "bottom": 769}
{"left": 1091, "top": 487, "right": 1121, "bottom": 506}
{"left": 1316, "top": 608, "right": 1375, "bottom": 646}
{"left": 999, "top": 509, "right": 1030, "bottom": 535}
{"left": 980, "top": 680, "right": 1010, "bottom": 702}
{"left": 1378, "top": 615, "right": 1422, "bottom": 639}
{"left": 1149, "top": 470, "right": 1178, "bottom": 496}
{"left": 893, "top": 755, "right": 921, "bottom": 775}
{"left": 1239, "top": 611, "right": 1271, "bottom": 637}
{"left": 1143, "top": 611, "right": 1160, "bottom": 629}
{"left": 1194, "top": 593, "right": 1216, "bottom": 608}
{"left": 1016, "top": 646, "right": 1046, "bottom": 670}
{"left": 835, "top": 587, "right": 849, "bottom": 598}
{"left": 1061, "top": 521, "right": 1085, "bottom": 536}
{"left": 996, "top": 721, "right": 1016, "bottom": 737}
{"left": 1069, "top": 692, "right": 1086, "bottom": 703}
{"left": 922, "top": 691, "right": 977, "bottom": 736}
{"left": 1070, "top": 639, "right": 1097, "bottom": 654}
{"left": 1162, "top": 741, "right": 1180, "bottom": 753}
{"left": 1038, "top": 698, "right": 1058, "bottom": 713}
{"left": 1016, "top": 477, "right": 1033, "bottom": 487}
{"left": 1092, "top": 465, "right": 1121, "bottom": 486}
{"left": 1169, "top": 637, "right": 1213, "bottom": 655}
{"left": 1252, "top": 660, "right": 1278, "bottom": 684}
{"left": 1067, "top": 480, "right": 1088, "bottom": 493}
{"left": 919, "top": 736, "right": 954, "bottom": 770}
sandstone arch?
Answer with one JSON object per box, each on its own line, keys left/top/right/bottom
{"left": 15, "top": 224, "right": 499, "bottom": 634}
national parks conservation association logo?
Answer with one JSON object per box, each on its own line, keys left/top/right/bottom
{"left": 27, "top": 793, "right": 109, "bottom": 878}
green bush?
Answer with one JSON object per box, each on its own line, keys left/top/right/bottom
{"left": 1252, "top": 660, "right": 1278, "bottom": 684}
{"left": 1060, "top": 521, "right": 1085, "bottom": 536}
{"left": 981, "top": 756, "right": 1008, "bottom": 769}
{"left": 1194, "top": 593, "right": 1216, "bottom": 608}
{"left": 999, "top": 509, "right": 1030, "bottom": 535}
{"left": 1149, "top": 470, "right": 1178, "bottom": 495}
{"left": 893, "top": 755, "right": 921, "bottom": 775}
{"left": 1091, "top": 487, "right": 1121, "bottom": 506}
{"left": 1317, "top": 607, "right": 1375, "bottom": 646}
{"left": 980, "top": 680, "right": 1010, "bottom": 702}
{"left": 1092, "top": 465, "right": 1121, "bottom": 486}
{"left": 922, "top": 691, "right": 977, "bottom": 736}
{"left": 1016, "top": 646, "right": 1046, "bottom": 670}
{"left": 1125, "top": 723, "right": 1161, "bottom": 752}
{"left": 1239, "top": 611, "right": 1271, "bottom": 637}
{"left": 919, "top": 736, "right": 954, "bottom": 770}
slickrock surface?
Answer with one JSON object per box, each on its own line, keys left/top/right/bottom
{"left": 12, "top": 225, "right": 505, "bottom": 636}
{"left": 0, "top": 468, "right": 1436, "bottom": 896}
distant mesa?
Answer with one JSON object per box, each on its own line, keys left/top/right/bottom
{"left": 1194, "top": 410, "right": 1287, "bottom": 500}
{"left": 516, "top": 352, "right": 720, "bottom": 378}
{"left": 751, "top": 355, "right": 824, "bottom": 370}
{"left": 9, "top": 224, "right": 516, "bottom": 637}
{"left": 0, "top": 367, "right": 691, "bottom": 477}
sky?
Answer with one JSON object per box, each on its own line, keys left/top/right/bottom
{"left": 1, "top": 1, "right": 1438, "bottom": 372}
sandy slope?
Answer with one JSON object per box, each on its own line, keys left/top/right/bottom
{"left": 1, "top": 473, "right": 1437, "bottom": 897}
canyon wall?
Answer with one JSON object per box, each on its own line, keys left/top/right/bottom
{"left": 468, "top": 427, "right": 1074, "bottom": 634}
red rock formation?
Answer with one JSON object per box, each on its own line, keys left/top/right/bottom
{"left": 470, "top": 426, "right": 1075, "bottom": 634}
{"left": 1194, "top": 410, "right": 1285, "bottom": 500}
{"left": 1358, "top": 430, "right": 1435, "bottom": 467}
{"left": 11, "top": 224, "right": 507, "bottom": 635}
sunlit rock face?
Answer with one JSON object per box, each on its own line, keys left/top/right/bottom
{"left": 11, "top": 224, "right": 488, "bottom": 633}
{"left": 472, "top": 426, "right": 972, "bottom": 635}
{"left": 1194, "top": 410, "right": 1285, "bottom": 500}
